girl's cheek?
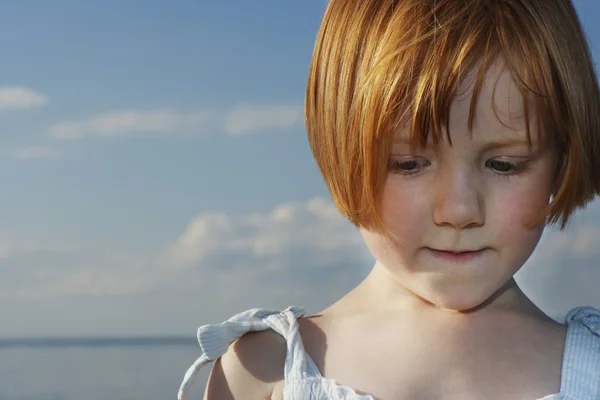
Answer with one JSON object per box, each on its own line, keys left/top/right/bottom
{"left": 488, "top": 182, "right": 551, "bottom": 239}
{"left": 381, "top": 185, "right": 426, "bottom": 224}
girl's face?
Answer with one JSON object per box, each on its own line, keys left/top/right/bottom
{"left": 360, "top": 60, "right": 557, "bottom": 312}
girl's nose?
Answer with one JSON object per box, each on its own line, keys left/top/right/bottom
{"left": 432, "top": 168, "right": 485, "bottom": 229}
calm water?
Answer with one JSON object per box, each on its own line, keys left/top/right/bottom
{"left": 0, "top": 338, "right": 212, "bottom": 400}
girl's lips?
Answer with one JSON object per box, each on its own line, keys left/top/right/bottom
{"left": 427, "top": 248, "right": 486, "bottom": 262}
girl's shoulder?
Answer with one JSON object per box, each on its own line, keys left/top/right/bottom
{"left": 178, "top": 306, "right": 306, "bottom": 400}
{"left": 202, "top": 321, "right": 287, "bottom": 400}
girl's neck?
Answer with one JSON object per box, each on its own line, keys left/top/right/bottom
{"left": 340, "top": 261, "right": 551, "bottom": 323}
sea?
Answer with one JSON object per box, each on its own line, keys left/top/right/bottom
{"left": 0, "top": 337, "right": 212, "bottom": 400}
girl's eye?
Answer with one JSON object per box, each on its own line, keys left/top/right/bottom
{"left": 388, "top": 158, "right": 430, "bottom": 175}
{"left": 486, "top": 159, "right": 531, "bottom": 175}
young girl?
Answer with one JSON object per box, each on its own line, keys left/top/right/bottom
{"left": 179, "top": 0, "right": 600, "bottom": 399}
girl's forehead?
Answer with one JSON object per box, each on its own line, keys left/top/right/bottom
{"left": 393, "top": 58, "right": 541, "bottom": 145}
{"left": 453, "top": 59, "right": 529, "bottom": 128}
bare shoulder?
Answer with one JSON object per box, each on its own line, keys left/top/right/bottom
{"left": 203, "top": 329, "right": 287, "bottom": 400}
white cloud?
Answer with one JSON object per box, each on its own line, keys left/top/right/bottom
{"left": 0, "top": 238, "right": 78, "bottom": 259}
{"left": 167, "top": 197, "right": 366, "bottom": 271}
{"left": 0, "top": 86, "right": 48, "bottom": 110}
{"left": 48, "top": 103, "right": 302, "bottom": 140}
{"left": 49, "top": 109, "right": 213, "bottom": 139}
{"left": 15, "top": 146, "right": 60, "bottom": 160}
{"left": 24, "top": 264, "right": 156, "bottom": 298}
{"left": 223, "top": 104, "right": 302, "bottom": 135}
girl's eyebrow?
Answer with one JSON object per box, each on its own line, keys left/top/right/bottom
{"left": 392, "top": 136, "right": 412, "bottom": 144}
{"left": 479, "top": 138, "right": 532, "bottom": 151}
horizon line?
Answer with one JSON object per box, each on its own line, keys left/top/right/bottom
{"left": 0, "top": 336, "right": 198, "bottom": 348}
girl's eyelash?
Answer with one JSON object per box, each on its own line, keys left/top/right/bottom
{"left": 388, "top": 159, "right": 430, "bottom": 176}
{"left": 486, "top": 159, "right": 532, "bottom": 176}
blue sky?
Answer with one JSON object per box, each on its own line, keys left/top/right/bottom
{"left": 0, "top": 1, "right": 599, "bottom": 338}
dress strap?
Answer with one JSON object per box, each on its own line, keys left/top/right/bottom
{"left": 177, "top": 305, "right": 320, "bottom": 400}
{"left": 560, "top": 306, "right": 600, "bottom": 400}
